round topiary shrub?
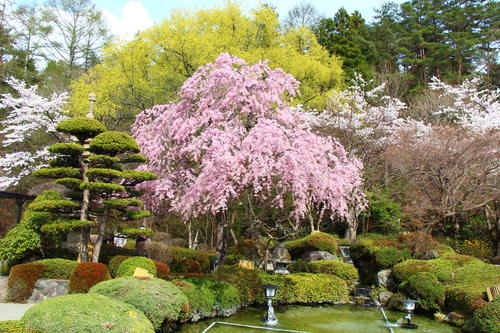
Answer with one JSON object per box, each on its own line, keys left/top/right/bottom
{"left": 90, "top": 277, "right": 188, "bottom": 331}
{"left": 115, "top": 256, "right": 157, "bottom": 277}
{"left": 33, "top": 259, "right": 78, "bottom": 279}
{"left": 68, "top": 262, "right": 111, "bottom": 294}
{"left": 285, "top": 232, "right": 338, "bottom": 259}
{"left": 56, "top": 117, "right": 107, "bottom": 141}
{"left": 288, "top": 260, "right": 358, "bottom": 287}
{"left": 108, "top": 255, "right": 130, "bottom": 277}
{"left": 374, "top": 247, "right": 411, "bottom": 269}
{"left": 7, "top": 264, "right": 45, "bottom": 303}
{"left": 401, "top": 272, "right": 445, "bottom": 312}
{"left": 472, "top": 299, "right": 500, "bottom": 333}
{"left": 89, "top": 131, "right": 140, "bottom": 156}
{"left": 21, "top": 293, "right": 154, "bottom": 333}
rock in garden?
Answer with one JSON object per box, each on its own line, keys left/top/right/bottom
{"left": 300, "top": 251, "right": 337, "bottom": 261}
{"left": 271, "top": 242, "right": 291, "bottom": 260}
{"left": 376, "top": 269, "right": 395, "bottom": 290}
{"left": 28, "top": 279, "right": 69, "bottom": 304}
{"left": 377, "top": 291, "right": 393, "bottom": 306}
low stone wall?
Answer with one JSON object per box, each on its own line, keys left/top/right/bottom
{"left": 28, "top": 279, "right": 69, "bottom": 304}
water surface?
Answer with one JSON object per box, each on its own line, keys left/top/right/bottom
{"left": 178, "top": 304, "right": 459, "bottom": 333}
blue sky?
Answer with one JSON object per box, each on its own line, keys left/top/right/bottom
{"left": 93, "top": 0, "right": 405, "bottom": 39}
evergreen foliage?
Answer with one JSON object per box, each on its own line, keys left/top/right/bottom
{"left": 89, "top": 131, "right": 140, "bottom": 155}
{"left": 55, "top": 117, "right": 107, "bottom": 140}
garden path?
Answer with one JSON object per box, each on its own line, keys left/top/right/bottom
{"left": 0, "top": 303, "right": 33, "bottom": 321}
{"left": 0, "top": 277, "right": 6, "bottom": 302}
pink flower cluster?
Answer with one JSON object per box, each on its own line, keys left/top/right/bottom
{"left": 133, "top": 53, "right": 364, "bottom": 221}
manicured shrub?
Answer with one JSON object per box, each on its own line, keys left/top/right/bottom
{"left": 260, "top": 273, "right": 349, "bottom": 304}
{"left": 7, "top": 264, "right": 45, "bottom": 302}
{"left": 445, "top": 260, "right": 500, "bottom": 314}
{"left": 181, "top": 276, "right": 240, "bottom": 318}
{"left": 115, "top": 256, "right": 157, "bottom": 277}
{"left": 285, "top": 232, "right": 338, "bottom": 258}
{"left": 68, "top": 263, "right": 111, "bottom": 294}
{"left": 33, "top": 259, "right": 78, "bottom": 279}
{"left": 22, "top": 293, "right": 154, "bottom": 333}
{"left": 56, "top": 117, "right": 107, "bottom": 140}
{"left": 89, "top": 131, "right": 140, "bottom": 155}
{"left": 0, "top": 320, "right": 35, "bottom": 332}
{"left": 472, "top": 299, "right": 500, "bottom": 333}
{"left": 401, "top": 272, "right": 445, "bottom": 312}
{"left": 90, "top": 277, "right": 188, "bottom": 331}
{"left": 213, "top": 266, "right": 263, "bottom": 305}
{"left": 152, "top": 260, "right": 170, "bottom": 279}
{"left": 108, "top": 255, "right": 130, "bottom": 277}
{"left": 288, "top": 260, "right": 358, "bottom": 288}
{"left": 171, "top": 258, "right": 202, "bottom": 273}
{"left": 169, "top": 246, "right": 212, "bottom": 272}
{"left": 172, "top": 279, "right": 217, "bottom": 321}
{"left": 374, "top": 247, "right": 411, "bottom": 269}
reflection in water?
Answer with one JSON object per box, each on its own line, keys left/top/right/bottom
{"left": 177, "top": 304, "right": 459, "bottom": 333}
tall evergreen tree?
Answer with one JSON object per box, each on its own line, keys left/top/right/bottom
{"left": 315, "top": 8, "right": 375, "bottom": 80}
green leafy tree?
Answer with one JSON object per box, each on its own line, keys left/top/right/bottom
{"left": 33, "top": 100, "right": 156, "bottom": 262}
{"left": 315, "top": 8, "right": 375, "bottom": 80}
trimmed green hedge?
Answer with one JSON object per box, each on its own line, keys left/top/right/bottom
{"left": 33, "top": 259, "right": 78, "bottom": 279}
{"left": 285, "top": 232, "right": 338, "bottom": 258}
{"left": 169, "top": 246, "right": 212, "bottom": 273}
{"left": 108, "top": 255, "right": 130, "bottom": 278}
{"left": 213, "top": 266, "right": 262, "bottom": 305}
{"left": 21, "top": 293, "right": 154, "bottom": 333}
{"left": 288, "top": 260, "right": 358, "bottom": 288}
{"left": 90, "top": 277, "right": 188, "bottom": 331}
{"left": 86, "top": 168, "right": 123, "bottom": 180}
{"left": 401, "top": 272, "right": 445, "bottom": 311}
{"left": 48, "top": 143, "right": 83, "bottom": 155}
{"left": 120, "top": 153, "right": 147, "bottom": 163}
{"left": 260, "top": 273, "right": 349, "bottom": 304}
{"left": 32, "top": 167, "right": 81, "bottom": 179}
{"left": 115, "top": 256, "right": 157, "bottom": 277}
{"left": 122, "top": 170, "right": 157, "bottom": 182}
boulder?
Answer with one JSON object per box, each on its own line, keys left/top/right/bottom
{"left": 271, "top": 242, "right": 291, "bottom": 260}
{"left": 28, "top": 279, "right": 69, "bottom": 304}
{"left": 377, "top": 269, "right": 395, "bottom": 290}
{"left": 491, "top": 256, "right": 500, "bottom": 265}
{"left": 377, "top": 291, "right": 394, "bottom": 306}
{"left": 300, "top": 251, "right": 337, "bottom": 261}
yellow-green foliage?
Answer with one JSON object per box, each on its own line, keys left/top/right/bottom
{"left": 89, "top": 132, "right": 139, "bottom": 155}
{"left": 115, "top": 257, "right": 157, "bottom": 277}
{"left": 472, "top": 299, "right": 500, "bottom": 333}
{"left": 48, "top": 143, "right": 83, "bottom": 155}
{"left": 213, "top": 266, "right": 263, "bottom": 305}
{"left": 120, "top": 154, "right": 147, "bottom": 163}
{"left": 87, "top": 168, "right": 123, "bottom": 180}
{"left": 69, "top": 3, "right": 343, "bottom": 128}
{"left": 80, "top": 181, "right": 126, "bottom": 193}
{"left": 351, "top": 234, "right": 411, "bottom": 271}
{"left": 260, "top": 273, "right": 349, "bottom": 304}
{"left": 33, "top": 259, "right": 78, "bottom": 279}
{"left": 169, "top": 246, "right": 212, "bottom": 273}
{"left": 90, "top": 277, "right": 188, "bottom": 331}
{"left": 288, "top": 260, "right": 358, "bottom": 288}
{"left": 401, "top": 272, "right": 445, "bottom": 311}
{"left": 0, "top": 320, "right": 34, "bottom": 332}
{"left": 56, "top": 117, "right": 107, "bottom": 140}
{"left": 54, "top": 178, "right": 82, "bottom": 190}
{"left": 122, "top": 170, "right": 157, "bottom": 182}
{"left": 285, "top": 232, "right": 338, "bottom": 258}
{"left": 21, "top": 294, "right": 154, "bottom": 333}
{"left": 40, "top": 220, "right": 94, "bottom": 234}
{"left": 32, "top": 167, "right": 81, "bottom": 179}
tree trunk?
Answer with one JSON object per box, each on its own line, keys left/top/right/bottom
{"left": 91, "top": 207, "right": 108, "bottom": 263}
{"left": 188, "top": 221, "right": 193, "bottom": 250}
{"left": 78, "top": 145, "right": 90, "bottom": 262}
{"left": 307, "top": 205, "right": 316, "bottom": 234}
{"left": 215, "top": 213, "right": 226, "bottom": 265}
{"left": 344, "top": 205, "right": 358, "bottom": 240}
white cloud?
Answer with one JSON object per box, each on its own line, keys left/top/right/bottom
{"left": 102, "top": 1, "right": 153, "bottom": 41}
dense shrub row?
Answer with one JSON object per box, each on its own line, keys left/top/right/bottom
{"left": 288, "top": 260, "right": 358, "bottom": 288}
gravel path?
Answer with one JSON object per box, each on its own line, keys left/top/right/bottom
{"left": 0, "top": 303, "right": 33, "bottom": 321}
{"left": 0, "top": 276, "right": 7, "bottom": 302}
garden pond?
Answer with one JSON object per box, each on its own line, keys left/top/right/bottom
{"left": 178, "top": 304, "right": 459, "bottom": 333}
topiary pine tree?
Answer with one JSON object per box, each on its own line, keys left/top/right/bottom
{"left": 33, "top": 95, "right": 156, "bottom": 262}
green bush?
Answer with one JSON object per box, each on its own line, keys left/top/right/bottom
{"left": 0, "top": 320, "right": 35, "bottom": 332}
{"left": 386, "top": 292, "right": 407, "bottom": 311}
{"left": 32, "top": 167, "right": 81, "bottom": 179}
{"left": 374, "top": 247, "right": 411, "bottom": 269}
{"left": 169, "top": 246, "right": 212, "bottom": 272}
{"left": 97, "top": 244, "right": 134, "bottom": 264}
{"left": 89, "top": 131, "right": 140, "bottom": 155}
{"left": 401, "top": 272, "right": 445, "bottom": 312}
{"left": 472, "top": 299, "right": 500, "bottom": 333}
{"left": 179, "top": 276, "right": 240, "bottom": 318}
{"left": 260, "top": 273, "right": 349, "bottom": 304}
{"left": 7, "top": 264, "right": 46, "bottom": 302}
{"left": 33, "top": 259, "right": 78, "bottom": 279}
{"left": 0, "top": 225, "right": 41, "bottom": 265}
{"left": 288, "top": 260, "right": 358, "bottom": 287}
{"left": 360, "top": 189, "right": 404, "bottom": 235}
{"left": 90, "top": 277, "right": 188, "bottom": 331}
{"left": 48, "top": 143, "right": 84, "bottom": 155}
{"left": 213, "top": 266, "right": 263, "bottom": 305}
{"left": 115, "top": 256, "right": 157, "bottom": 277}
{"left": 21, "top": 293, "right": 154, "bottom": 333}
{"left": 108, "top": 255, "right": 130, "bottom": 277}
{"left": 285, "top": 232, "right": 338, "bottom": 258}
{"left": 56, "top": 117, "right": 107, "bottom": 140}
{"left": 171, "top": 258, "right": 202, "bottom": 273}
